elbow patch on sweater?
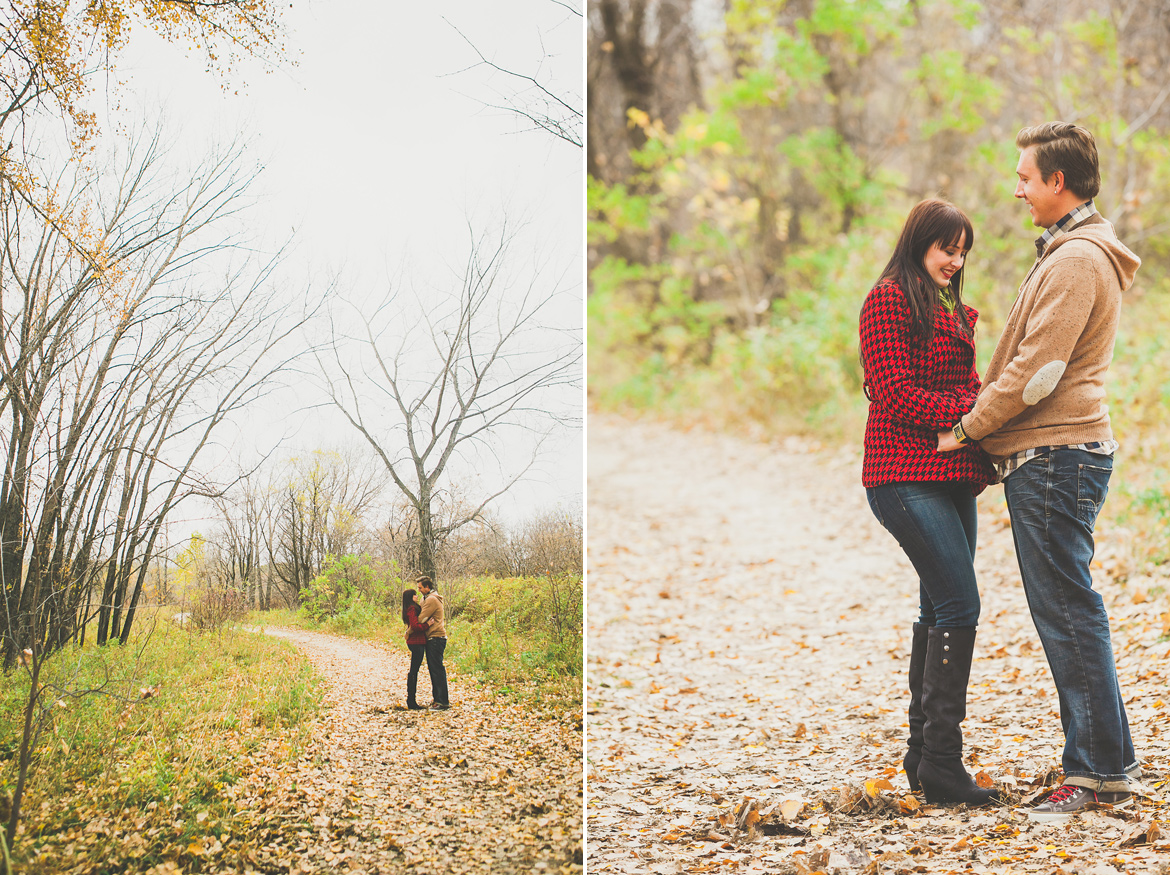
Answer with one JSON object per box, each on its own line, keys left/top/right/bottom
{"left": 1023, "top": 360, "right": 1066, "bottom": 405}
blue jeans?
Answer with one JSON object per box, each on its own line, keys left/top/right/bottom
{"left": 866, "top": 482, "right": 981, "bottom": 627}
{"left": 425, "top": 637, "right": 449, "bottom": 705}
{"left": 407, "top": 643, "right": 425, "bottom": 704}
{"left": 1004, "top": 448, "right": 1137, "bottom": 790}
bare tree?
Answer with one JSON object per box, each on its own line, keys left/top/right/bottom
{"left": 455, "top": 503, "right": 583, "bottom": 578}
{"left": 378, "top": 484, "right": 486, "bottom": 579}
{"left": 0, "top": 127, "right": 311, "bottom": 849}
{"left": 446, "top": 1, "right": 583, "bottom": 147}
{"left": 0, "top": 126, "right": 308, "bottom": 668}
{"left": 205, "top": 477, "right": 269, "bottom": 611}
{"left": 261, "top": 449, "right": 385, "bottom": 603}
{"left": 320, "top": 223, "right": 581, "bottom": 583}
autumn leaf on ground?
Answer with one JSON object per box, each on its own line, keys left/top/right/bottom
{"left": 778, "top": 797, "right": 804, "bottom": 821}
{"left": 1119, "top": 820, "right": 1157, "bottom": 847}
{"left": 734, "top": 797, "right": 760, "bottom": 831}
{"left": 835, "top": 785, "right": 864, "bottom": 813}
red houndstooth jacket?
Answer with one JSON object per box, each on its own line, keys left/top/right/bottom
{"left": 859, "top": 279, "right": 995, "bottom": 491}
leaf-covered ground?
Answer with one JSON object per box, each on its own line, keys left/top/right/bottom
{"left": 587, "top": 414, "right": 1170, "bottom": 875}
{"left": 216, "top": 627, "right": 583, "bottom": 874}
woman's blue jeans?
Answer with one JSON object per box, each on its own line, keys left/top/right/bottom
{"left": 1003, "top": 448, "right": 1137, "bottom": 790}
{"left": 866, "top": 481, "right": 981, "bottom": 627}
{"left": 407, "top": 643, "right": 425, "bottom": 705}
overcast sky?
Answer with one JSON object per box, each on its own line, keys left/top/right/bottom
{"left": 103, "top": 0, "right": 584, "bottom": 527}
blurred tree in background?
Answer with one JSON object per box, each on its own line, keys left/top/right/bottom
{"left": 588, "top": 0, "right": 1170, "bottom": 564}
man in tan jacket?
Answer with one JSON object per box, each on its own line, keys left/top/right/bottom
{"left": 417, "top": 575, "right": 449, "bottom": 710}
{"left": 938, "top": 122, "right": 1141, "bottom": 822}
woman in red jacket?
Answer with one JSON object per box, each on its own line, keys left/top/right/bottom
{"left": 402, "top": 588, "right": 428, "bottom": 710}
{"left": 859, "top": 199, "right": 997, "bottom": 806}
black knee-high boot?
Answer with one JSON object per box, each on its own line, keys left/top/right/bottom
{"left": 904, "top": 623, "right": 928, "bottom": 792}
{"left": 917, "top": 626, "right": 998, "bottom": 806}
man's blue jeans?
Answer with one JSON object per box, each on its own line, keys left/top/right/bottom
{"left": 1004, "top": 448, "right": 1138, "bottom": 791}
{"left": 425, "top": 636, "right": 449, "bottom": 706}
{"left": 866, "top": 482, "right": 982, "bottom": 627}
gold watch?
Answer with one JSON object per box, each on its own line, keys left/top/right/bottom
{"left": 952, "top": 421, "right": 972, "bottom": 444}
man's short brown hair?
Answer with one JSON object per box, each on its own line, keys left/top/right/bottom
{"left": 415, "top": 574, "right": 435, "bottom": 591}
{"left": 1016, "top": 122, "right": 1100, "bottom": 200}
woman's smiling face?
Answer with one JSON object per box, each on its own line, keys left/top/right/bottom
{"left": 923, "top": 232, "right": 967, "bottom": 289}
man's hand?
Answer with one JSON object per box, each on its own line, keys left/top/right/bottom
{"left": 937, "top": 429, "right": 962, "bottom": 452}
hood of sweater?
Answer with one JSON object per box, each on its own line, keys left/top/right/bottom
{"left": 1048, "top": 216, "right": 1141, "bottom": 292}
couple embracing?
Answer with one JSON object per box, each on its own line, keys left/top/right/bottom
{"left": 860, "top": 122, "right": 1141, "bottom": 823}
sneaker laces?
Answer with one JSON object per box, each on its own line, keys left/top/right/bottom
{"left": 1044, "top": 784, "right": 1084, "bottom": 805}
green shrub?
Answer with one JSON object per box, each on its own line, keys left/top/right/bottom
{"left": 299, "top": 554, "right": 401, "bottom": 623}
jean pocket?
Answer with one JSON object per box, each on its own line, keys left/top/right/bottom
{"left": 1077, "top": 463, "right": 1111, "bottom": 531}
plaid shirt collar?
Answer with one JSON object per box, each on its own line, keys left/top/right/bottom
{"left": 1035, "top": 199, "right": 1097, "bottom": 257}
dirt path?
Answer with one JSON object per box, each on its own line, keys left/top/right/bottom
{"left": 227, "top": 627, "right": 582, "bottom": 874}
{"left": 587, "top": 414, "right": 1170, "bottom": 874}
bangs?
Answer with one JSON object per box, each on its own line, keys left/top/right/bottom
{"left": 937, "top": 212, "right": 974, "bottom": 251}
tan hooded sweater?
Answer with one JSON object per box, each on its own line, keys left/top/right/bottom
{"left": 961, "top": 213, "right": 1140, "bottom": 460}
{"left": 419, "top": 591, "right": 446, "bottom": 638}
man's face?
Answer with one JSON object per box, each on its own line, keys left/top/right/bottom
{"left": 419, "top": 583, "right": 432, "bottom": 596}
{"left": 1015, "top": 145, "right": 1062, "bottom": 228}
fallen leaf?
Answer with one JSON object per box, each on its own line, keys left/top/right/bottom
{"left": 779, "top": 798, "right": 803, "bottom": 821}
{"left": 1120, "top": 820, "right": 1155, "bottom": 847}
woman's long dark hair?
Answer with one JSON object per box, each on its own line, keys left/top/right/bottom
{"left": 402, "top": 589, "right": 417, "bottom": 625}
{"left": 878, "top": 198, "right": 975, "bottom": 345}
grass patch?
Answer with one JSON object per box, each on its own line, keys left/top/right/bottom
{"left": 1, "top": 615, "right": 323, "bottom": 873}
